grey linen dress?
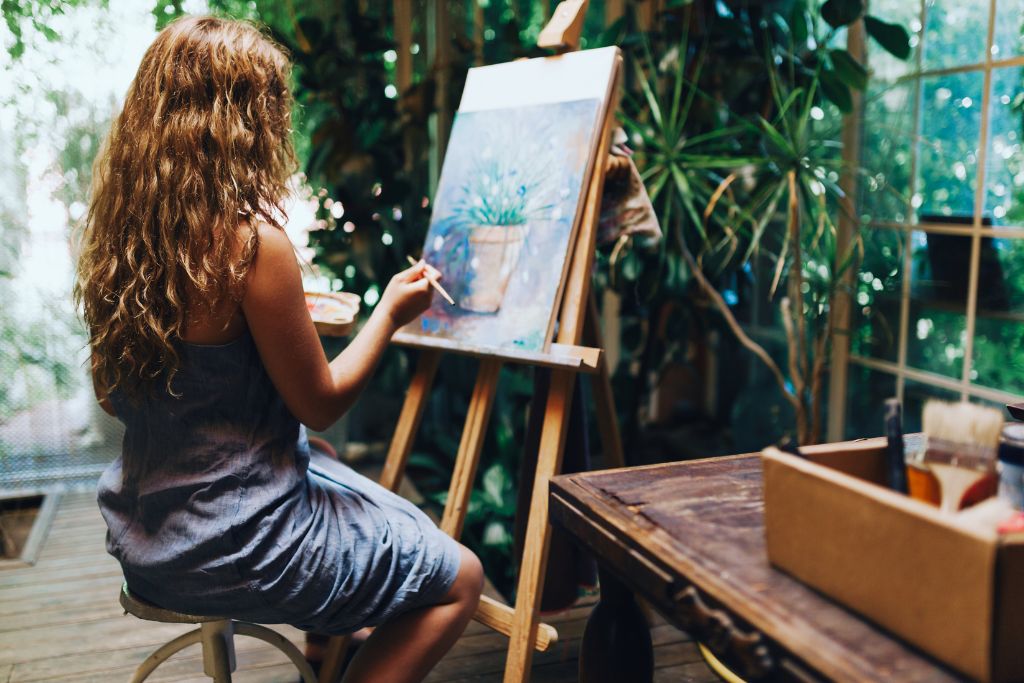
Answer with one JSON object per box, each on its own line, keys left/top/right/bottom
{"left": 96, "top": 328, "right": 461, "bottom": 634}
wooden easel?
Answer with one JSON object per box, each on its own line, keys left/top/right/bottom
{"left": 319, "top": 3, "right": 624, "bottom": 681}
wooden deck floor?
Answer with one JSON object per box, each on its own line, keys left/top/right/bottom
{"left": 0, "top": 488, "right": 714, "bottom": 683}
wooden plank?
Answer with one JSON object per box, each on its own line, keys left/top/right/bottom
{"left": 430, "top": 622, "right": 689, "bottom": 682}
{"left": 0, "top": 576, "right": 124, "bottom": 616}
{"left": 0, "top": 562, "right": 121, "bottom": 590}
{"left": 9, "top": 624, "right": 304, "bottom": 682}
{"left": 379, "top": 349, "right": 441, "bottom": 491}
{"left": 441, "top": 358, "right": 502, "bottom": 538}
{"left": 0, "top": 601, "right": 125, "bottom": 633}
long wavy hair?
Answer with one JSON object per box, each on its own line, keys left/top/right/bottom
{"left": 75, "top": 15, "right": 296, "bottom": 400}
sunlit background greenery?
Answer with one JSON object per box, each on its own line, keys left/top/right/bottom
{"left": 4, "top": 0, "right": 1023, "bottom": 598}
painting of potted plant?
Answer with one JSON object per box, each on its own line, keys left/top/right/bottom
{"left": 449, "top": 152, "right": 557, "bottom": 313}
{"left": 405, "top": 86, "right": 609, "bottom": 353}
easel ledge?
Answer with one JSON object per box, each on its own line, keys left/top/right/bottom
{"left": 392, "top": 331, "right": 603, "bottom": 373}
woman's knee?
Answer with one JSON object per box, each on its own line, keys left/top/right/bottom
{"left": 447, "top": 544, "right": 484, "bottom": 606}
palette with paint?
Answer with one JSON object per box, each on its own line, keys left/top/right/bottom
{"left": 305, "top": 291, "right": 359, "bottom": 337}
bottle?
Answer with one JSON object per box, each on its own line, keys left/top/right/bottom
{"left": 997, "top": 423, "right": 1024, "bottom": 510}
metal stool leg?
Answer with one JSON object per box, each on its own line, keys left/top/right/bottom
{"left": 234, "top": 623, "right": 318, "bottom": 683}
{"left": 128, "top": 618, "right": 315, "bottom": 683}
{"left": 200, "top": 620, "right": 236, "bottom": 682}
{"left": 130, "top": 629, "right": 203, "bottom": 683}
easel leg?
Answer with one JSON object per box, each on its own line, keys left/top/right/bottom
{"left": 503, "top": 368, "right": 576, "bottom": 683}
{"left": 380, "top": 350, "right": 441, "bottom": 492}
{"left": 441, "top": 358, "right": 502, "bottom": 539}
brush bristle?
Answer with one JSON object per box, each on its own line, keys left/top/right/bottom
{"left": 922, "top": 400, "right": 1004, "bottom": 448}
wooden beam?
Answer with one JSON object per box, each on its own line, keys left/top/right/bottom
{"left": 476, "top": 595, "right": 558, "bottom": 651}
{"left": 826, "top": 17, "right": 866, "bottom": 441}
{"left": 538, "top": 0, "right": 590, "bottom": 52}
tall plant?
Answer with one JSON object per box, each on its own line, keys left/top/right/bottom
{"left": 608, "top": 0, "right": 911, "bottom": 445}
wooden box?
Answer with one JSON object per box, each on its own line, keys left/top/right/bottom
{"left": 762, "top": 438, "right": 1024, "bottom": 683}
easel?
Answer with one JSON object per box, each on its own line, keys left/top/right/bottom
{"left": 319, "top": 3, "right": 624, "bottom": 681}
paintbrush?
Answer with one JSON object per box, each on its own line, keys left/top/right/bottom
{"left": 884, "top": 398, "right": 909, "bottom": 494}
{"left": 405, "top": 255, "right": 455, "bottom": 306}
{"left": 921, "top": 400, "right": 1003, "bottom": 513}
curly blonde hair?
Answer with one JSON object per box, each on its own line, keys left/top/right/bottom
{"left": 75, "top": 15, "right": 296, "bottom": 399}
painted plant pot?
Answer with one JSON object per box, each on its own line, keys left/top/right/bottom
{"left": 459, "top": 224, "right": 526, "bottom": 313}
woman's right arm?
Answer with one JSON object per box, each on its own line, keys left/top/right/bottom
{"left": 241, "top": 223, "right": 436, "bottom": 431}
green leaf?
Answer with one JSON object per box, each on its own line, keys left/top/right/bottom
{"left": 864, "top": 15, "right": 912, "bottom": 60}
{"left": 821, "top": 0, "right": 864, "bottom": 28}
{"left": 482, "top": 464, "right": 509, "bottom": 506}
{"left": 790, "top": 3, "right": 810, "bottom": 45}
{"left": 829, "top": 49, "right": 868, "bottom": 91}
{"left": 820, "top": 68, "right": 854, "bottom": 113}
{"left": 482, "top": 520, "right": 512, "bottom": 548}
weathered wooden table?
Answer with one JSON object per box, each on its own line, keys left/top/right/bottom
{"left": 549, "top": 453, "right": 963, "bottom": 682}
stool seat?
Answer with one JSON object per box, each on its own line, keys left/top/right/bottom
{"left": 117, "top": 582, "right": 317, "bottom": 683}
{"left": 120, "top": 583, "right": 223, "bottom": 624}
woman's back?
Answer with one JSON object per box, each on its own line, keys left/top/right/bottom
{"left": 97, "top": 328, "right": 313, "bottom": 609}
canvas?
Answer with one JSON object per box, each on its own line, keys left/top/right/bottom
{"left": 398, "top": 47, "right": 618, "bottom": 355}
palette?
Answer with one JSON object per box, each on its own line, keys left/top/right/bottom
{"left": 305, "top": 291, "right": 359, "bottom": 337}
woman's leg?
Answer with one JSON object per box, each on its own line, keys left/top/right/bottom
{"left": 340, "top": 543, "right": 484, "bottom": 683}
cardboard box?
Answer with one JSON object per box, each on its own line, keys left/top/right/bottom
{"left": 762, "top": 438, "right": 1024, "bottom": 683}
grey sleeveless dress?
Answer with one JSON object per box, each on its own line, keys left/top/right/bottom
{"left": 96, "top": 329, "right": 461, "bottom": 634}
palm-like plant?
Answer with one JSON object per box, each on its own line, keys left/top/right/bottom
{"left": 612, "top": 0, "right": 910, "bottom": 445}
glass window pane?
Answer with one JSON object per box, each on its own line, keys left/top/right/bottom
{"left": 916, "top": 71, "right": 984, "bottom": 221}
{"left": 922, "top": 0, "right": 989, "bottom": 70}
{"left": 861, "top": 81, "right": 915, "bottom": 223}
{"left": 844, "top": 365, "right": 898, "bottom": 439}
{"left": 985, "top": 66, "right": 1024, "bottom": 226}
{"left": 907, "top": 230, "right": 969, "bottom": 379}
{"left": 972, "top": 238, "right": 1024, "bottom": 393}
{"left": 868, "top": 0, "right": 923, "bottom": 80}
{"left": 852, "top": 228, "right": 904, "bottom": 362}
{"left": 993, "top": 0, "right": 1024, "bottom": 61}
{"left": 902, "top": 379, "right": 962, "bottom": 433}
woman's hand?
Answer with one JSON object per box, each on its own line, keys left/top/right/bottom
{"left": 378, "top": 260, "right": 441, "bottom": 330}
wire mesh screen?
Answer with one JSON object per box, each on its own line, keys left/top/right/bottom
{"left": 0, "top": 355, "right": 122, "bottom": 492}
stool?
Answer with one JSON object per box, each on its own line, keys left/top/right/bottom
{"left": 119, "top": 582, "right": 317, "bottom": 683}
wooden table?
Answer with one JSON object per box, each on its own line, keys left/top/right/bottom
{"left": 549, "top": 453, "right": 963, "bottom": 682}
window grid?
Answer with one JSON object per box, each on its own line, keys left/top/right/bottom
{"left": 846, "top": 0, "right": 1023, "bottom": 432}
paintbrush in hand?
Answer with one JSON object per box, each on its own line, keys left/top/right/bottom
{"left": 405, "top": 255, "right": 455, "bottom": 306}
{"left": 922, "top": 400, "right": 1003, "bottom": 513}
